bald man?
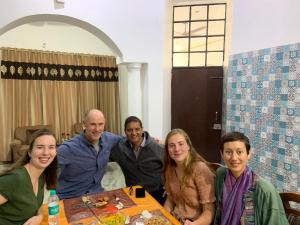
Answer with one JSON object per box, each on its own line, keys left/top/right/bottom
{"left": 57, "top": 109, "right": 121, "bottom": 199}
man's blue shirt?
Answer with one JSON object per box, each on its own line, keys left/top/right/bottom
{"left": 57, "top": 131, "right": 121, "bottom": 199}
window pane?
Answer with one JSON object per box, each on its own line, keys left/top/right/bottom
{"left": 190, "top": 37, "right": 206, "bottom": 51}
{"left": 173, "top": 38, "right": 189, "bottom": 52}
{"left": 172, "top": 4, "right": 226, "bottom": 67}
{"left": 190, "top": 53, "right": 206, "bottom": 66}
{"left": 207, "top": 52, "right": 223, "bottom": 66}
{"left": 191, "top": 6, "right": 207, "bottom": 20}
{"left": 209, "top": 5, "right": 226, "bottom": 19}
{"left": 174, "top": 6, "right": 190, "bottom": 21}
{"left": 173, "top": 53, "right": 189, "bottom": 67}
{"left": 208, "top": 21, "right": 225, "bottom": 35}
{"left": 191, "top": 22, "right": 207, "bottom": 36}
{"left": 174, "top": 22, "right": 189, "bottom": 37}
{"left": 207, "top": 37, "right": 224, "bottom": 51}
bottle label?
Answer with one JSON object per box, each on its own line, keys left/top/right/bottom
{"left": 48, "top": 202, "right": 59, "bottom": 215}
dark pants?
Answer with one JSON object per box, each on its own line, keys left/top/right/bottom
{"left": 149, "top": 188, "right": 166, "bottom": 205}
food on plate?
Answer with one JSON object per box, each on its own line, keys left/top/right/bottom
{"left": 100, "top": 213, "right": 127, "bottom": 225}
{"left": 144, "top": 216, "right": 171, "bottom": 225}
{"left": 98, "top": 196, "right": 109, "bottom": 202}
{"left": 105, "top": 205, "right": 119, "bottom": 214}
{"left": 140, "top": 210, "right": 152, "bottom": 219}
{"left": 82, "top": 195, "right": 91, "bottom": 204}
{"left": 94, "top": 201, "right": 108, "bottom": 207}
{"left": 116, "top": 201, "right": 124, "bottom": 209}
{"left": 94, "top": 195, "right": 109, "bottom": 207}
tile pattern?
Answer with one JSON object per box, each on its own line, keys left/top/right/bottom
{"left": 225, "top": 42, "right": 300, "bottom": 192}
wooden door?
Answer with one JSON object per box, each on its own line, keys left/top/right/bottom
{"left": 171, "top": 67, "right": 223, "bottom": 163}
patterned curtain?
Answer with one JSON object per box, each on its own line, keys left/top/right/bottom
{"left": 0, "top": 47, "right": 121, "bottom": 161}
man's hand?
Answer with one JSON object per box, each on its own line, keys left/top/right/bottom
{"left": 153, "top": 137, "right": 164, "bottom": 145}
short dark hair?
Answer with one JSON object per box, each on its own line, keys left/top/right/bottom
{"left": 220, "top": 131, "right": 251, "bottom": 154}
{"left": 124, "top": 116, "right": 143, "bottom": 130}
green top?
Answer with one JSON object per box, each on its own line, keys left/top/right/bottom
{"left": 214, "top": 167, "right": 289, "bottom": 225}
{"left": 0, "top": 166, "right": 44, "bottom": 225}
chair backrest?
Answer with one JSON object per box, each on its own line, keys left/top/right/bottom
{"left": 208, "top": 162, "right": 224, "bottom": 172}
{"left": 73, "top": 122, "right": 84, "bottom": 134}
{"left": 280, "top": 192, "right": 300, "bottom": 225}
{"left": 15, "top": 125, "right": 53, "bottom": 144}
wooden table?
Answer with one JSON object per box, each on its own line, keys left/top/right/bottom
{"left": 41, "top": 186, "right": 180, "bottom": 225}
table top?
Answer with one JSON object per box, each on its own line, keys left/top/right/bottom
{"left": 41, "top": 186, "right": 181, "bottom": 225}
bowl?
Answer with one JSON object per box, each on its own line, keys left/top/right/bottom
{"left": 132, "top": 215, "right": 171, "bottom": 225}
{"left": 99, "top": 212, "right": 127, "bottom": 225}
{"left": 144, "top": 215, "right": 171, "bottom": 225}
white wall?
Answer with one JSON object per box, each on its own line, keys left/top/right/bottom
{"left": 0, "top": 0, "right": 170, "bottom": 138}
{"left": 0, "top": 23, "right": 114, "bottom": 55}
{"left": 1, "top": 0, "right": 298, "bottom": 138}
{"left": 231, "top": 0, "right": 300, "bottom": 54}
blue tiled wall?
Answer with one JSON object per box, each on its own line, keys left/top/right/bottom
{"left": 225, "top": 42, "right": 300, "bottom": 192}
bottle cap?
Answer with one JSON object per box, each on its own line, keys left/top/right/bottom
{"left": 50, "top": 189, "right": 57, "bottom": 196}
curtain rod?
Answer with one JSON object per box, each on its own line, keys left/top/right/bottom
{"left": 0, "top": 47, "right": 115, "bottom": 58}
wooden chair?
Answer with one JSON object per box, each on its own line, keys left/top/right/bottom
{"left": 10, "top": 125, "right": 53, "bottom": 162}
{"left": 280, "top": 192, "right": 300, "bottom": 225}
{"left": 208, "top": 162, "right": 224, "bottom": 172}
{"left": 73, "top": 122, "right": 84, "bottom": 135}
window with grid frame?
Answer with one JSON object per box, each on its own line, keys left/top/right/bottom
{"left": 172, "top": 3, "right": 226, "bottom": 67}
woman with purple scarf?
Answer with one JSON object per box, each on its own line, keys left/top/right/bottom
{"left": 213, "top": 131, "right": 289, "bottom": 225}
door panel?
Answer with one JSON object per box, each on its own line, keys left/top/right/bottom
{"left": 171, "top": 67, "right": 223, "bottom": 163}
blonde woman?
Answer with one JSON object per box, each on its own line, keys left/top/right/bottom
{"left": 164, "top": 129, "right": 215, "bottom": 225}
{"left": 0, "top": 129, "right": 58, "bottom": 225}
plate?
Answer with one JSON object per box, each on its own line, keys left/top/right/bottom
{"left": 132, "top": 215, "right": 171, "bottom": 225}
{"left": 99, "top": 212, "right": 127, "bottom": 225}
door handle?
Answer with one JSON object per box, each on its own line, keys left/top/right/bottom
{"left": 212, "top": 123, "right": 222, "bottom": 130}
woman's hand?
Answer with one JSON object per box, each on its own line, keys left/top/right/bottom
{"left": 163, "top": 197, "right": 174, "bottom": 213}
{"left": 0, "top": 194, "right": 8, "bottom": 206}
{"left": 23, "top": 205, "right": 43, "bottom": 225}
{"left": 188, "top": 202, "right": 215, "bottom": 225}
{"left": 23, "top": 214, "right": 43, "bottom": 225}
{"left": 184, "top": 219, "right": 196, "bottom": 225}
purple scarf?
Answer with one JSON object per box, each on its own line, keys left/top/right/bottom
{"left": 220, "top": 166, "right": 253, "bottom": 225}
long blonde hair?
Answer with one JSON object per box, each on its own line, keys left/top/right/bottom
{"left": 163, "top": 128, "right": 208, "bottom": 188}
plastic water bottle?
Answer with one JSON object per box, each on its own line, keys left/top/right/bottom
{"left": 48, "top": 189, "right": 59, "bottom": 225}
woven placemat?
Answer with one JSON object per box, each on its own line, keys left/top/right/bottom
{"left": 63, "top": 188, "right": 136, "bottom": 223}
